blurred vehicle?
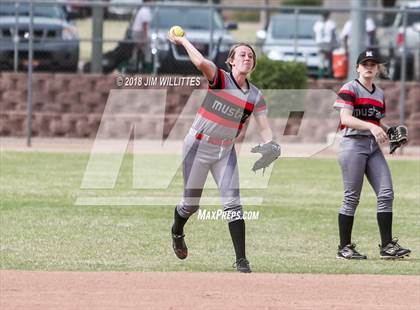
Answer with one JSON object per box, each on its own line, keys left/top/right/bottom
{"left": 389, "top": 1, "right": 420, "bottom": 80}
{"left": 0, "top": 3, "right": 79, "bottom": 72}
{"left": 107, "top": 0, "right": 139, "bottom": 19}
{"left": 126, "top": 3, "right": 237, "bottom": 74}
{"left": 256, "top": 13, "right": 321, "bottom": 76}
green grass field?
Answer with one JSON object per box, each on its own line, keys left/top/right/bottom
{"left": 1, "top": 151, "right": 419, "bottom": 274}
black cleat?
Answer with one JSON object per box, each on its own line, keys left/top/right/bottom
{"left": 233, "top": 258, "right": 252, "bottom": 273}
{"left": 171, "top": 227, "right": 188, "bottom": 260}
{"left": 380, "top": 238, "right": 411, "bottom": 259}
{"left": 336, "top": 243, "right": 367, "bottom": 260}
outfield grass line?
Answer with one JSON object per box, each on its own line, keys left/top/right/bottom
{"left": 1, "top": 138, "right": 420, "bottom": 159}
{"left": 74, "top": 196, "right": 263, "bottom": 206}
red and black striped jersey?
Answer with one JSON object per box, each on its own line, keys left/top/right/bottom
{"left": 191, "top": 68, "right": 267, "bottom": 139}
{"left": 334, "top": 79, "right": 385, "bottom": 136}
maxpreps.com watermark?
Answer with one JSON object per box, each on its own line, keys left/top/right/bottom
{"left": 197, "top": 209, "right": 260, "bottom": 221}
{"left": 116, "top": 75, "right": 201, "bottom": 87}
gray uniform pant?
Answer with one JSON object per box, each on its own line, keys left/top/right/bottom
{"left": 176, "top": 133, "right": 243, "bottom": 222}
{"left": 338, "top": 136, "right": 394, "bottom": 216}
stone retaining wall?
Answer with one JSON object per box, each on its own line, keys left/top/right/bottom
{"left": 0, "top": 73, "right": 419, "bottom": 144}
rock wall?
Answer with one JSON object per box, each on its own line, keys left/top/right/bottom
{"left": 0, "top": 73, "right": 419, "bottom": 144}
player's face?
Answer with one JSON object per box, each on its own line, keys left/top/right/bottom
{"left": 357, "top": 60, "right": 379, "bottom": 79}
{"left": 230, "top": 46, "right": 255, "bottom": 74}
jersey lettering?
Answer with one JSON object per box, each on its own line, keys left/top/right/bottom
{"left": 212, "top": 100, "right": 244, "bottom": 120}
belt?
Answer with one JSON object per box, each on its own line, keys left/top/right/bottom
{"left": 190, "top": 129, "right": 234, "bottom": 147}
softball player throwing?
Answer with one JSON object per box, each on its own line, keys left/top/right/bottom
{"left": 334, "top": 49, "right": 411, "bottom": 259}
{"left": 168, "top": 28, "right": 276, "bottom": 272}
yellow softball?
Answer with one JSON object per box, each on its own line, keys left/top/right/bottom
{"left": 170, "top": 25, "right": 185, "bottom": 37}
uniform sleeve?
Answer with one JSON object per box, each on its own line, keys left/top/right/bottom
{"left": 253, "top": 94, "right": 267, "bottom": 116}
{"left": 208, "top": 66, "right": 225, "bottom": 90}
{"left": 334, "top": 83, "right": 356, "bottom": 111}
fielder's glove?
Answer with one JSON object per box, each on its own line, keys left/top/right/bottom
{"left": 387, "top": 125, "right": 408, "bottom": 154}
{"left": 251, "top": 141, "right": 281, "bottom": 173}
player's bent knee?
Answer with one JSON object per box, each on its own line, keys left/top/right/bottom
{"left": 227, "top": 214, "right": 243, "bottom": 223}
{"left": 343, "top": 195, "right": 360, "bottom": 205}
{"left": 226, "top": 211, "right": 243, "bottom": 222}
{"left": 378, "top": 205, "right": 393, "bottom": 213}
{"left": 342, "top": 195, "right": 359, "bottom": 211}
{"left": 224, "top": 202, "right": 243, "bottom": 213}
{"left": 177, "top": 204, "right": 200, "bottom": 218}
{"left": 340, "top": 205, "right": 357, "bottom": 216}
{"left": 377, "top": 189, "right": 394, "bottom": 212}
{"left": 223, "top": 204, "right": 243, "bottom": 222}
{"left": 378, "top": 189, "right": 394, "bottom": 201}
{"left": 377, "top": 200, "right": 393, "bottom": 213}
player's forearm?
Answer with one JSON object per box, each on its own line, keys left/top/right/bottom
{"left": 254, "top": 115, "right": 273, "bottom": 142}
{"left": 179, "top": 38, "right": 206, "bottom": 68}
{"left": 259, "top": 127, "right": 273, "bottom": 143}
{"left": 179, "top": 38, "right": 214, "bottom": 79}
{"left": 341, "top": 114, "right": 376, "bottom": 131}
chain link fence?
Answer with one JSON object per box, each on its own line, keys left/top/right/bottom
{"left": 1, "top": 0, "right": 419, "bottom": 79}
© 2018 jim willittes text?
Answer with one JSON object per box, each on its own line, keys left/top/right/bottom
{"left": 116, "top": 75, "right": 201, "bottom": 87}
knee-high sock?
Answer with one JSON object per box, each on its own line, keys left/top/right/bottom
{"left": 172, "top": 207, "right": 188, "bottom": 235}
{"left": 377, "top": 212, "right": 393, "bottom": 247}
{"left": 229, "top": 219, "right": 246, "bottom": 260}
{"left": 338, "top": 213, "right": 354, "bottom": 248}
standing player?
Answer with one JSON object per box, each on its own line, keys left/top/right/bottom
{"left": 313, "top": 12, "right": 337, "bottom": 78}
{"left": 341, "top": 17, "right": 376, "bottom": 54}
{"left": 333, "top": 49, "right": 411, "bottom": 259}
{"left": 131, "top": 0, "right": 152, "bottom": 72}
{"left": 168, "top": 29, "right": 277, "bottom": 272}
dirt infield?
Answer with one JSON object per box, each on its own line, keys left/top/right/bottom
{"left": 1, "top": 271, "right": 419, "bottom": 310}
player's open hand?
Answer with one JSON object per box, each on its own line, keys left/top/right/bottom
{"left": 369, "top": 124, "right": 388, "bottom": 144}
{"left": 167, "top": 32, "right": 182, "bottom": 45}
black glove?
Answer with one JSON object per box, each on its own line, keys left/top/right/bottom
{"left": 251, "top": 141, "right": 281, "bottom": 172}
{"left": 387, "top": 125, "right": 408, "bottom": 154}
